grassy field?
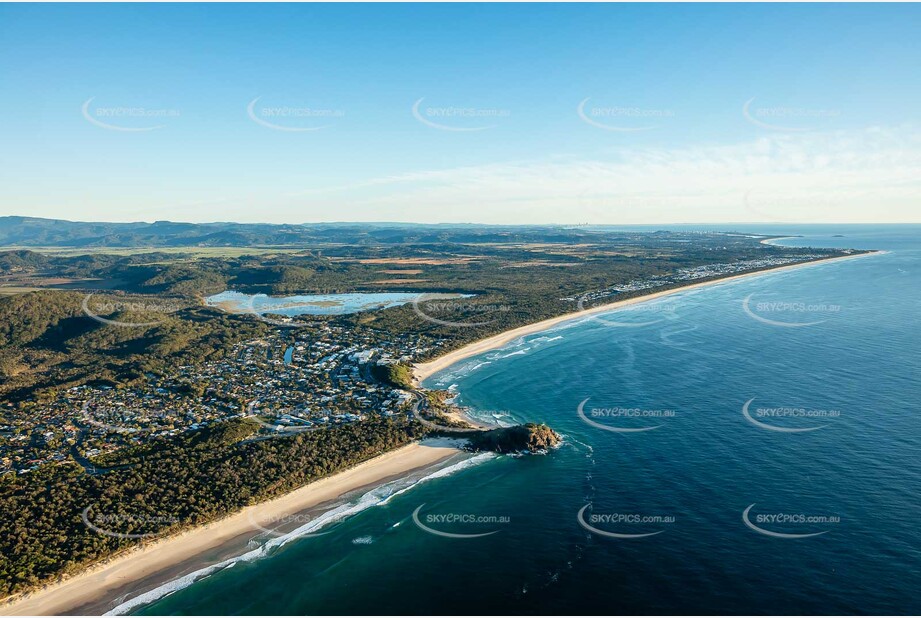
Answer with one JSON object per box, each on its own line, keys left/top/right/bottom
{"left": 0, "top": 286, "right": 43, "bottom": 295}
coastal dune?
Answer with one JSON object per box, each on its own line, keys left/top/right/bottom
{"left": 1, "top": 440, "right": 462, "bottom": 616}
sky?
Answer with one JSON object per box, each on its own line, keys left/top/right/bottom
{"left": 0, "top": 3, "right": 919, "bottom": 225}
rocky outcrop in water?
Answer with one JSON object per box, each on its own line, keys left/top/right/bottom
{"left": 467, "top": 423, "right": 561, "bottom": 453}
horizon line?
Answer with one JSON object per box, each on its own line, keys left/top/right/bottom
{"left": 2, "top": 216, "right": 920, "bottom": 228}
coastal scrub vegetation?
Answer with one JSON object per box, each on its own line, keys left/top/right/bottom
{"left": 0, "top": 221, "right": 862, "bottom": 603}
{"left": 370, "top": 362, "right": 414, "bottom": 389}
{"left": 0, "top": 417, "right": 424, "bottom": 597}
{"left": 0, "top": 291, "right": 268, "bottom": 402}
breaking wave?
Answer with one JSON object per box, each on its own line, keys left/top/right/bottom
{"left": 106, "top": 451, "right": 495, "bottom": 615}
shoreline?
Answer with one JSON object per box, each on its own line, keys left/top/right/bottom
{"left": 414, "top": 252, "right": 878, "bottom": 384}
{"left": 1, "top": 439, "right": 464, "bottom": 616}
{"left": 759, "top": 235, "right": 798, "bottom": 245}
{"left": 1, "top": 248, "right": 879, "bottom": 615}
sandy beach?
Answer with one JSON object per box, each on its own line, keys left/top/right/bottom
{"left": 759, "top": 236, "right": 798, "bottom": 245}
{"left": 414, "top": 252, "right": 877, "bottom": 383}
{"left": 1, "top": 439, "right": 463, "bottom": 616}
{"left": 1, "top": 250, "right": 877, "bottom": 616}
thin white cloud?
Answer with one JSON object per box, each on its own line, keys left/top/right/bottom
{"left": 282, "top": 126, "right": 920, "bottom": 224}
{"left": 10, "top": 127, "right": 915, "bottom": 224}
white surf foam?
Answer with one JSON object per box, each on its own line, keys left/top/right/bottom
{"left": 106, "top": 450, "right": 495, "bottom": 615}
{"left": 379, "top": 452, "right": 496, "bottom": 506}
{"left": 493, "top": 349, "right": 528, "bottom": 359}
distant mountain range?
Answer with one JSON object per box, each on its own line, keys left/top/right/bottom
{"left": 0, "top": 216, "right": 655, "bottom": 248}
{"left": 0, "top": 216, "right": 364, "bottom": 247}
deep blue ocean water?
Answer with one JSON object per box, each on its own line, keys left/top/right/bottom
{"left": 134, "top": 226, "right": 921, "bottom": 615}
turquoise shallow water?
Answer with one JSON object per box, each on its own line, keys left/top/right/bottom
{"left": 136, "top": 226, "right": 921, "bottom": 615}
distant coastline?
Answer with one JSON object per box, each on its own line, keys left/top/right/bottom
{"left": 0, "top": 245, "right": 880, "bottom": 616}
{"left": 414, "top": 251, "right": 878, "bottom": 384}
{"left": 759, "top": 235, "right": 799, "bottom": 245}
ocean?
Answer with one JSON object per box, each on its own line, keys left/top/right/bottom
{"left": 132, "top": 225, "right": 921, "bottom": 615}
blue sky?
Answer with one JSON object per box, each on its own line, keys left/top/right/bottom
{"left": 0, "top": 3, "right": 918, "bottom": 224}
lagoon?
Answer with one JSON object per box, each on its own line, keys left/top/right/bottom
{"left": 139, "top": 226, "right": 921, "bottom": 615}
{"left": 205, "top": 290, "right": 469, "bottom": 317}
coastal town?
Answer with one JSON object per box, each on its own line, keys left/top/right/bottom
{"left": 0, "top": 323, "right": 448, "bottom": 476}
{"left": 1, "top": 3, "right": 913, "bottom": 614}
{"left": 561, "top": 254, "right": 842, "bottom": 304}
{"left": 0, "top": 250, "right": 849, "bottom": 477}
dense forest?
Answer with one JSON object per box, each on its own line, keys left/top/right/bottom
{"left": 0, "top": 224, "right": 859, "bottom": 602}
{"left": 0, "top": 417, "right": 424, "bottom": 597}
{"left": 0, "top": 291, "right": 268, "bottom": 401}
{"left": 0, "top": 217, "right": 794, "bottom": 248}
{"left": 0, "top": 228, "right": 853, "bottom": 369}
{"left": 0, "top": 229, "right": 857, "bottom": 399}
